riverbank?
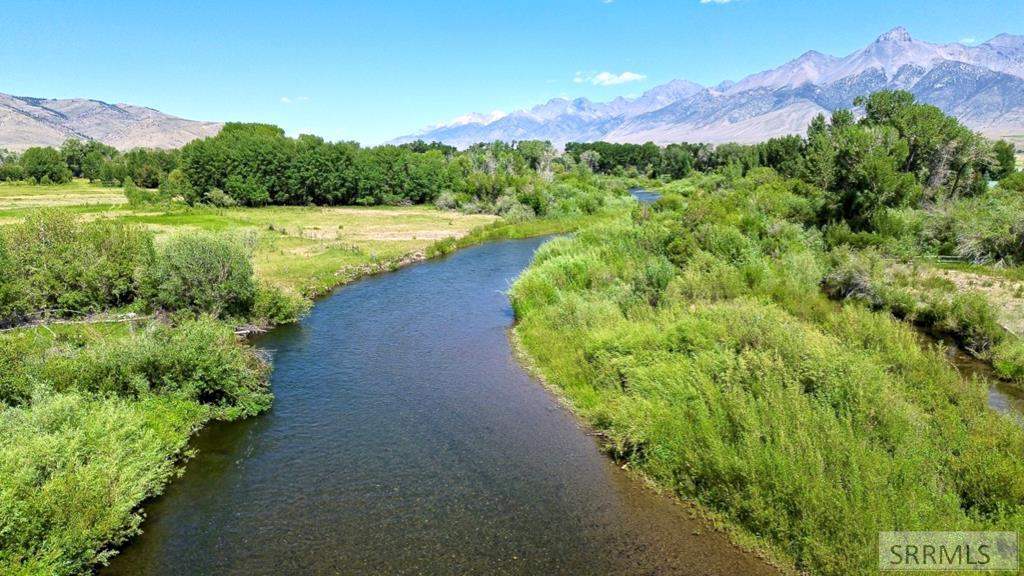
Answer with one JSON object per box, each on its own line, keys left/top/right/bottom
{"left": 507, "top": 327, "right": 789, "bottom": 573}
{"left": 100, "top": 235, "right": 777, "bottom": 576}
{"left": 509, "top": 174, "right": 1024, "bottom": 575}
{"left": 0, "top": 180, "right": 634, "bottom": 574}
{"left": 822, "top": 249, "right": 1024, "bottom": 396}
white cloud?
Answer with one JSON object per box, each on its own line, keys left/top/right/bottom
{"left": 960, "top": 36, "right": 977, "bottom": 45}
{"left": 575, "top": 71, "right": 647, "bottom": 86}
{"left": 280, "top": 95, "right": 311, "bottom": 105}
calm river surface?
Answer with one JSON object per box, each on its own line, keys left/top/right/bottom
{"left": 103, "top": 237, "right": 774, "bottom": 575}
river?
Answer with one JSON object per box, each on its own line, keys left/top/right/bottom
{"left": 102, "top": 236, "right": 775, "bottom": 575}
{"left": 922, "top": 332, "right": 1024, "bottom": 416}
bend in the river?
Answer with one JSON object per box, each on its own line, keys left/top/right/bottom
{"left": 102, "top": 236, "right": 776, "bottom": 576}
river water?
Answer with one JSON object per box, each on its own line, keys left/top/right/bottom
{"left": 922, "top": 332, "right": 1024, "bottom": 416}
{"left": 102, "top": 237, "right": 774, "bottom": 575}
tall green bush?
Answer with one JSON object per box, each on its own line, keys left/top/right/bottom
{"left": 143, "top": 232, "right": 256, "bottom": 318}
{"left": 0, "top": 317, "right": 270, "bottom": 575}
{"left": 0, "top": 209, "right": 154, "bottom": 325}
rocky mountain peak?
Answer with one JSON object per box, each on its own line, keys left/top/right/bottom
{"left": 390, "top": 27, "right": 1024, "bottom": 149}
{"left": 876, "top": 26, "right": 912, "bottom": 43}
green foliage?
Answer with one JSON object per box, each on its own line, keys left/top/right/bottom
{"left": 122, "top": 148, "right": 178, "bottom": 188}
{"left": 19, "top": 147, "right": 72, "bottom": 184}
{"left": 991, "top": 339, "right": 1024, "bottom": 382}
{"left": 0, "top": 209, "right": 154, "bottom": 326}
{"left": 929, "top": 292, "right": 1005, "bottom": 352}
{"left": 0, "top": 392, "right": 206, "bottom": 576}
{"left": 252, "top": 282, "right": 312, "bottom": 325}
{"left": 999, "top": 171, "right": 1024, "bottom": 193}
{"left": 923, "top": 188, "right": 1024, "bottom": 265}
{"left": 203, "top": 187, "right": 237, "bottom": 207}
{"left": 822, "top": 248, "right": 1007, "bottom": 352}
{"left": 123, "top": 177, "right": 162, "bottom": 206}
{"left": 511, "top": 174, "right": 1024, "bottom": 575}
{"left": 157, "top": 167, "right": 192, "bottom": 200}
{"left": 992, "top": 140, "right": 1017, "bottom": 180}
{"left": 0, "top": 318, "right": 270, "bottom": 574}
{"left": 225, "top": 174, "right": 270, "bottom": 206}
{"left": 37, "top": 319, "right": 271, "bottom": 417}
{"left": 143, "top": 232, "right": 256, "bottom": 318}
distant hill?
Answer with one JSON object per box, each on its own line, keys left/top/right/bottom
{"left": 392, "top": 27, "right": 1024, "bottom": 148}
{"left": 0, "top": 94, "right": 222, "bottom": 151}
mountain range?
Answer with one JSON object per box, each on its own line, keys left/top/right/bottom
{"left": 0, "top": 94, "right": 222, "bottom": 151}
{"left": 392, "top": 27, "right": 1024, "bottom": 148}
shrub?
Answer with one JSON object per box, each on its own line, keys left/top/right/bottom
{"left": 123, "top": 177, "right": 161, "bottom": 206}
{"left": 252, "top": 282, "right": 312, "bottom": 326}
{"left": 999, "top": 171, "right": 1024, "bottom": 193}
{"left": 0, "top": 209, "right": 154, "bottom": 325}
{"left": 204, "top": 187, "right": 237, "bottom": 208}
{"left": 0, "top": 318, "right": 270, "bottom": 574}
{"left": 0, "top": 393, "right": 207, "bottom": 575}
{"left": 931, "top": 292, "right": 1005, "bottom": 352}
{"left": 143, "top": 232, "right": 256, "bottom": 318}
{"left": 991, "top": 339, "right": 1024, "bottom": 382}
{"left": 502, "top": 202, "right": 536, "bottom": 223}
{"left": 652, "top": 193, "right": 685, "bottom": 213}
{"left": 433, "top": 190, "right": 459, "bottom": 210}
{"left": 510, "top": 185, "right": 1024, "bottom": 575}
{"left": 39, "top": 318, "right": 271, "bottom": 418}
{"left": 158, "top": 168, "right": 193, "bottom": 201}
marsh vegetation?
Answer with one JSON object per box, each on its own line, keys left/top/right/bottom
{"left": 511, "top": 92, "right": 1024, "bottom": 575}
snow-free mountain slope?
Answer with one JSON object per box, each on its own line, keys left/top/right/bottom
{"left": 0, "top": 94, "right": 222, "bottom": 151}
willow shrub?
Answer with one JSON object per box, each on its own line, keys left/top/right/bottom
{"left": 0, "top": 393, "right": 207, "bottom": 576}
{"left": 14, "top": 318, "right": 271, "bottom": 419}
{"left": 143, "top": 231, "right": 256, "bottom": 319}
{"left": 0, "top": 209, "right": 154, "bottom": 326}
{"left": 0, "top": 318, "right": 271, "bottom": 575}
{"left": 511, "top": 212, "right": 1024, "bottom": 575}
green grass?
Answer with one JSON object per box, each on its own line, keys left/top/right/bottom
{"left": 1, "top": 199, "right": 497, "bottom": 296}
{"left": 510, "top": 183, "right": 1024, "bottom": 575}
{"left": 0, "top": 179, "right": 625, "bottom": 575}
{"left": 0, "top": 179, "right": 125, "bottom": 216}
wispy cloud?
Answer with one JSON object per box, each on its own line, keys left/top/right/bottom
{"left": 573, "top": 71, "right": 647, "bottom": 86}
{"left": 960, "top": 36, "right": 977, "bottom": 45}
{"left": 280, "top": 95, "right": 311, "bottom": 105}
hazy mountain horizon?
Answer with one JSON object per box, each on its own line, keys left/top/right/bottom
{"left": 391, "top": 27, "right": 1024, "bottom": 148}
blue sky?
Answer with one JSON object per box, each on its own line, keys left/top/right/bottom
{"left": 1, "top": 0, "right": 1021, "bottom": 144}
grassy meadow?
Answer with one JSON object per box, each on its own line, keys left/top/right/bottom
{"left": 0, "top": 180, "right": 496, "bottom": 296}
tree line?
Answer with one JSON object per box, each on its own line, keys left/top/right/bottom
{"left": 566, "top": 93, "right": 1018, "bottom": 195}
{"left": 0, "top": 90, "right": 1018, "bottom": 217}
